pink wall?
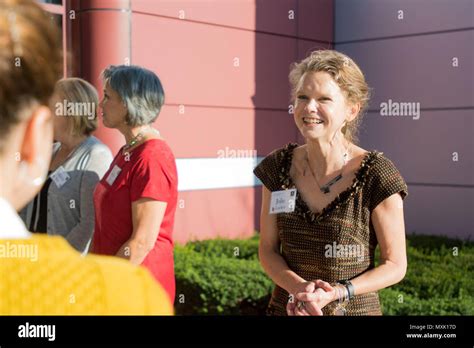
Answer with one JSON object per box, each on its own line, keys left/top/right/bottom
{"left": 65, "top": 0, "right": 471, "bottom": 242}
{"left": 53, "top": 0, "right": 474, "bottom": 242}
{"left": 70, "top": 0, "right": 333, "bottom": 244}
{"left": 70, "top": 0, "right": 132, "bottom": 154}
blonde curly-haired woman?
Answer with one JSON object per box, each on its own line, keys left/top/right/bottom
{"left": 254, "top": 50, "right": 408, "bottom": 316}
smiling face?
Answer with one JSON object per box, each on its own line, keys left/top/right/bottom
{"left": 294, "top": 71, "right": 357, "bottom": 143}
{"left": 99, "top": 83, "right": 128, "bottom": 129}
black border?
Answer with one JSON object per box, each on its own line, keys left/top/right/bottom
{"left": 0, "top": 315, "right": 472, "bottom": 345}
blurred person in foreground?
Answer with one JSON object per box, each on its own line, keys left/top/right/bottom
{"left": 0, "top": 0, "right": 172, "bottom": 315}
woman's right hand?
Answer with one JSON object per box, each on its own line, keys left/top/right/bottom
{"left": 286, "top": 280, "right": 317, "bottom": 316}
{"left": 287, "top": 279, "right": 336, "bottom": 316}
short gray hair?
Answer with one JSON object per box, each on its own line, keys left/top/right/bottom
{"left": 101, "top": 65, "right": 165, "bottom": 126}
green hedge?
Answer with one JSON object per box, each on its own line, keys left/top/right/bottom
{"left": 174, "top": 234, "right": 474, "bottom": 315}
{"left": 174, "top": 236, "right": 273, "bottom": 315}
{"left": 378, "top": 235, "right": 474, "bottom": 315}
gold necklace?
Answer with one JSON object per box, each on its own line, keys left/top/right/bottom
{"left": 122, "top": 127, "right": 161, "bottom": 155}
{"left": 124, "top": 131, "right": 145, "bottom": 150}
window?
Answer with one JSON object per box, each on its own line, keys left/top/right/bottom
{"left": 36, "top": 0, "right": 72, "bottom": 77}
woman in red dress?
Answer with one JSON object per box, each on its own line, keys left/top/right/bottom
{"left": 92, "top": 65, "right": 178, "bottom": 303}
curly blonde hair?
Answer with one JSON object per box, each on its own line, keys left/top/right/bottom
{"left": 289, "top": 50, "right": 371, "bottom": 144}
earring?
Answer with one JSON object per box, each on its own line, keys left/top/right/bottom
{"left": 18, "top": 158, "right": 47, "bottom": 187}
{"left": 341, "top": 121, "right": 347, "bottom": 133}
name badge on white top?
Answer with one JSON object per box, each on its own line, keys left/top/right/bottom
{"left": 106, "top": 165, "right": 122, "bottom": 186}
{"left": 50, "top": 166, "right": 70, "bottom": 189}
{"left": 269, "top": 188, "right": 296, "bottom": 214}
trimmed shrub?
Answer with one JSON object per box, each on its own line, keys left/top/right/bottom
{"left": 379, "top": 234, "right": 474, "bottom": 315}
{"left": 174, "top": 236, "right": 272, "bottom": 315}
{"left": 174, "top": 234, "right": 474, "bottom": 315}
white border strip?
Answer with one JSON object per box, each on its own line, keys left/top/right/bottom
{"left": 176, "top": 157, "right": 264, "bottom": 191}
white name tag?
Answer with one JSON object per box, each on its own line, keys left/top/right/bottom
{"left": 106, "top": 165, "right": 122, "bottom": 186}
{"left": 50, "top": 166, "right": 70, "bottom": 189}
{"left": 269, "top": 188, "right": 296, "bottom": 214}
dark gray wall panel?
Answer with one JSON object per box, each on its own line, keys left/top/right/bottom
{"left": 359, "top": 110, "right": 473, "bottom": 186}
{"left": 335, "top": 0, "right": 474, "bottom": 42}
{"left": 336, "top": 30, "right": 474, "bottom": 109}
{"left": 404, "top": 185, "right": 473, "bottom": 239}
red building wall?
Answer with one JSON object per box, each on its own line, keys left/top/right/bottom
{"left": 39, "top": 0, "right": 473, "bottom": 242}
{"left": 67, "top": 0, "right": 333, "bottom": 244}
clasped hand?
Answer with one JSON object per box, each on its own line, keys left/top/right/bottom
{"left": 286, "top": 279, "right": 336, "bottom": 316}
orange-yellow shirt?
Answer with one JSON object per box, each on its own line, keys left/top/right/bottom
{"left": 0, "top": 235, "right": 173, "bottom": 315}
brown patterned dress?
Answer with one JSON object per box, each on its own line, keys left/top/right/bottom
{"left": 253, "top": 143, "right": 408, "bottom": 316}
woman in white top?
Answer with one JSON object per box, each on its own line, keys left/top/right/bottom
{"left": 20, "top": 78, "right": 112, "bottom": 253}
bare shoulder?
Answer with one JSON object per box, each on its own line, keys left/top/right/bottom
{"left": 292, "top": 144, "right": 305, "bottom": 159}
{"left": 350, "top": 144, "right": 369, "bottom": 158}
{"left": 347, "top": 144, "right": 370, "bottom": 171}
{"left": 291, "top": 144, "right": 307, "bottom": 172}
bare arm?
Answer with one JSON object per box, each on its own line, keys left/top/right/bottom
{"left": 116, "top": 198, "right": 167, "bottom": 265}
{"left": 258, "top": 186, "right": 312, "bottom": 295}
{"left": 348, "top": 192, "right": 407, "bottom": 295}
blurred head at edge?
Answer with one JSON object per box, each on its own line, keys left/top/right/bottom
{"left": 0, "top": 0, "right": 62, "bottom": 211}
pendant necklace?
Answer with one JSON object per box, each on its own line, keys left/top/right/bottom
{"left": 304, "top": 146, "right": 350, "bottom": 194}
{"left": 122, "top": 127, "right": 160, "bottom": 155}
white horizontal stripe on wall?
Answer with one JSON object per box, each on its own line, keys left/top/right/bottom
{"left": 176, "top": 157, "right": 264, "bottom": 191}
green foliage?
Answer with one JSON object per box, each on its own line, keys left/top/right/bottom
{"left": 174, "top": 236, "right": 272, "bottom": 315}
{"left": 182, "top": 235, "right": 260, "bottom": 261}
{"left": 379, "top": 234, "right": 474, "bottom": 315}
{"left": 174, "top": 233, "right": 474, "bottom": 315}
